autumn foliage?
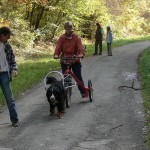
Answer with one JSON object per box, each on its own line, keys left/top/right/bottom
{"left": 0, "top": 0, "right": 149, "bottom": 49}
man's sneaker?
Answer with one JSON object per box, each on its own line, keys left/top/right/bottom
{"left": 81, "top": 92, "right": 88, "bottom": 98}
{"left": 12, "top": 122, "right": 19, "bottom": 127}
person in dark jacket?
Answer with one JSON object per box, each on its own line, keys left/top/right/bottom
{"left": 0, "top": 26, "right": 19, "bottom": 127}
{"left": 93, "top": 23, "right": 104, "bottom": 55}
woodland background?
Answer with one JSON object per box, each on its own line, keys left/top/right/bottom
{"left": 0, "top": 0, "right": 149, "bottom": 60}
{"left": 1, "top": 0, "right": 150, "bottom": 145}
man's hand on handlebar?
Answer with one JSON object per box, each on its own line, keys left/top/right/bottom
{"left": 54, "top": 55, "right": 83, "bottom": 59}
{"left": 54, "top": 55, "right": 59, "bottom": 59}
{"left": 78, "top": 54, "right": 83, "bottom": 58}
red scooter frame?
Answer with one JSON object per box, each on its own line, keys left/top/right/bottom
{"left": 59, "top": 56, "right": 93, "bottom": 104}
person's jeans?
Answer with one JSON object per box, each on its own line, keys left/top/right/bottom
{"left": 0, "top": 72, "right": 19, "bottom": 123}
{"left": 107, "top": 43, "right": 112, "bottom": 55}
{"left": 95, "top": 40, "right": 102, "bottom": 54}
{"left": 61, "top": 62, "right": 85, "bottom": 95}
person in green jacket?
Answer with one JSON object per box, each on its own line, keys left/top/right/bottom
{"left": 93, "top": 23, "right": 104, "bottom": 55}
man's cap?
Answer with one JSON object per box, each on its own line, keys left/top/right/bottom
{"left": 0, "top": 26, "right": 14, "bottom": 35}
{"left": 64, "top": 21, "right": 73, "bottom": 30}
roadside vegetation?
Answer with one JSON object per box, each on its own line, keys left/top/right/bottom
{"left": 139, "top": 47, "right": 150, "bottom": 147}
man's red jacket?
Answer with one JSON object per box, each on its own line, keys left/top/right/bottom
{"left": 54, "top": 33, "right": 85, "bottom": 64}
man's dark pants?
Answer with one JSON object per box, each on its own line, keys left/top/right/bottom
{"left": 107, "top": 43, "right": 112, "bottom": 55}
{"left": 61, "top": 62, "right": 85, "bottom": 95}
{"left": 95, "top": 40, "right": 102, "bottom": 55}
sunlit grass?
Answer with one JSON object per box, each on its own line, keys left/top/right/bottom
{"left": 113, "top": 35, "right": 150, "bottom": 47}
{"left": 0, "top": 57, "right": 60, "bottom": 105}
{"left": 0, "top": 35, "right": 150, "bottom": 105}
{"left": 139, "top": 47, "right": 150, "bottom": 147}
{"left": 85, "top": 35, "right": 150, "bottom": 56}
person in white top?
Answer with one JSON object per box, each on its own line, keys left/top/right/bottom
{"left": 0, "top": 27, "right": 19, "bottom": 127}
{"left": 106, "top": 26, "right": 113, "bottom": 56}
{"left": 0, "top": 42, "right": 9, "bottom": 71}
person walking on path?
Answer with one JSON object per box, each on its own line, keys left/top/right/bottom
{"left": 106, "top": 26, "right": 113, "bottom": 56}
{"left": 0, "top": 26, "right": 19, "bottom": 127}
{"left": 93, "top": 23, "right": 104, "bottom": 55}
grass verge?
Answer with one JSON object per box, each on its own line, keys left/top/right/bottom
{"left": 0, "top": 57, "right": 60, "bottom": 105}
{"left": 85, "top": 35, "right": 150, "bottom": 55}
{"left": 139, "top": 47, "right": 150, "bottom": 147}
{"left": 0, "top": 35, "right": 150, "bottom": 105}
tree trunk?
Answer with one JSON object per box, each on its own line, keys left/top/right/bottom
{"left": 34, "top": 6, "right": 45, "bottom": 30}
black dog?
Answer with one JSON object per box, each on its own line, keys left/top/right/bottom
{"left": 46, "top": 76, "right": 66, "bottom": 118}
